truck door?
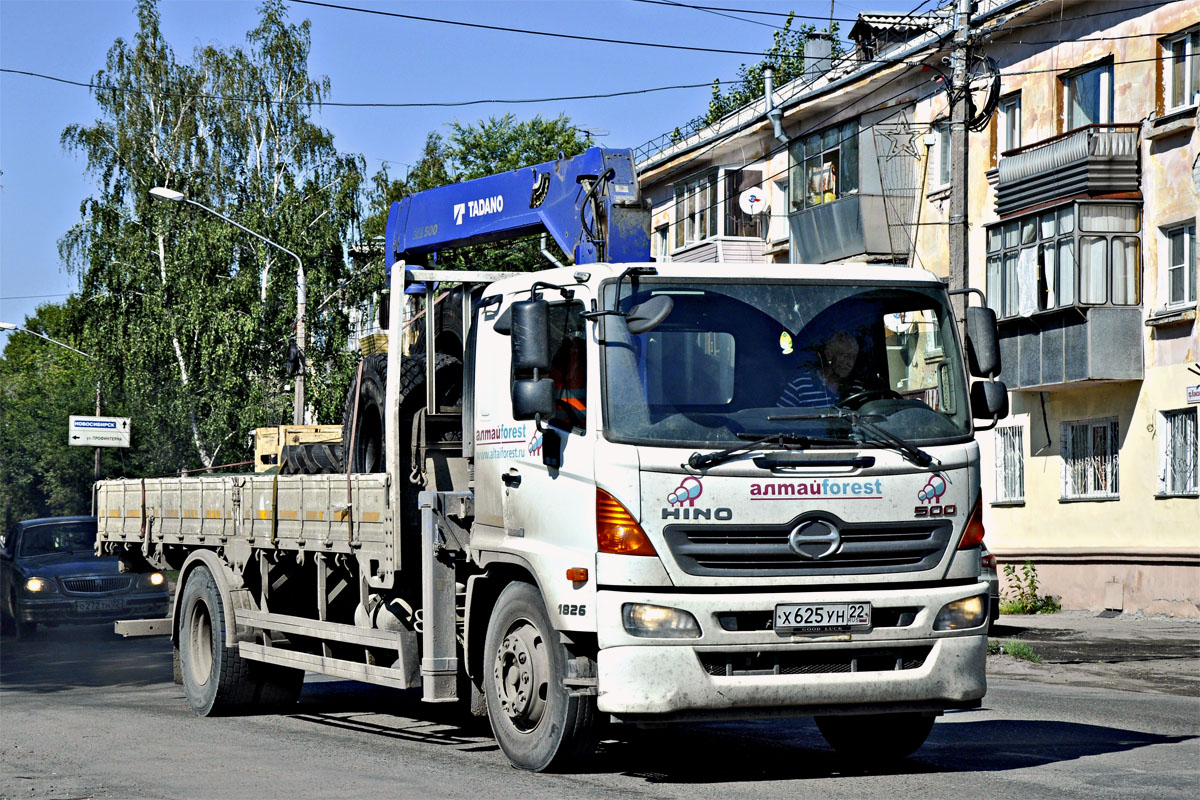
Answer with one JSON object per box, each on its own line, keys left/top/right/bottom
{"left": 473, "top": 290, "right": 597, "bottom": 562}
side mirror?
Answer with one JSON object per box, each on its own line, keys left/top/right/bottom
{"left": 511, "top": 299, "right": 550, "bottom": 371}
{"left": 971, "top": 380, "right": 1009, "bottom": 429}
{"left": 625, "top": 295, "right": 674, "bottom": 335}
{"left": 510, "top": 298, "right": 555, "bottom": 420}
{"left": 965, "top": 306, "right": 1001, "bottom": 378}
{"left": 512, "top": 378, "right": 555, "bottom": 420}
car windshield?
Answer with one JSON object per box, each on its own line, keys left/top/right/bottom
{"left": 601, "top": 279, "right": 970, "bottom": 447}
{"left": 19, "top": 521, "right": 97, "bottom": 557}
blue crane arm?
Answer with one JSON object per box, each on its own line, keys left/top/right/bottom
{"left": 384, "top": 147, "right": 650, "bottom": 271}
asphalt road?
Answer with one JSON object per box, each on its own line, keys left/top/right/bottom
{"left": 2, "top": 625, "right": 1197, "bottom": 800}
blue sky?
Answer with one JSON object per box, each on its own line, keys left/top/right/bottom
{"left": 0, "top": 0, "right": 914, "bottom": 347}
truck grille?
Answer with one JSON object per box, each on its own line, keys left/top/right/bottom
{"left": 699, "top": 646, "right": 932, "bottom": 677}
{"left": 663, "top": 517, "right": 952, "bottom": 577}
{"left": 62, "top": 576, "right": 132, "bottom": 593}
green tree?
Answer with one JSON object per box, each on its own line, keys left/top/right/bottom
{"left": 58, "top": 0, "right": 363, "bottom": 474}
{"left": 0, "top": 303, "right": 98, "bottom": 530}
{"left": 363, "top": 113, "right": 592, "bottom": 272}
{"left": 700, "top": 15, "right": 841, "bottom": 127}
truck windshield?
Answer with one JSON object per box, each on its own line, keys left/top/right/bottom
{"left": 601, "top": 280, "right": 971, "bottom": 447}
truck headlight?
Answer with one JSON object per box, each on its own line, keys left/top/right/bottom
{"left": 137, "top": 572, "right": 166, "bottom": 588}
{"left": 934, "top": 595, "right": 986, "bottom": 631}
{"left": 622, "top": 603, "right": 701, "bottom": 639}
{"left": 24, "top": 577, "right": 57, "bottom": 593}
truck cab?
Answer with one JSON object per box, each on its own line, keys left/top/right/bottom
{"left": 466, "top": 262, "right": 989, "bottom": 724}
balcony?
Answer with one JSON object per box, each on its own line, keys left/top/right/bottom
{"left": 789, "top": 194, "right": 909, "bottom": 264}
{"left": 995, "top": 125, "right": 1141, "bottom": 217}
{"left": 997, "top": 306, "right": 1143, "bottom": 391}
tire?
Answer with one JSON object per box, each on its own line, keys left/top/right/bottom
{"left": 815, "top": 712, "right": 936, "bottom": 762}
{"left": 178, "top": 565, "right": 303, "bottom": 716}
{"left": 341, "top": 352, "right": 462, "bottom": 475}
{"left": 483, "top": 582, "right": 597, "bottom": 772}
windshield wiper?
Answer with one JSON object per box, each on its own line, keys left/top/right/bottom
{"left": 770, "top": 409, "right": 935, "bottom": 467}
{"left": 686, "top": 432, "right": 811, "bottom": 470}
{"left": 850, "top": 415, "right": 935, "bottom": 467}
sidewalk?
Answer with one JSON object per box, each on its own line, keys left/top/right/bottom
{"left": 986, "top": 610, "right": 1200, "bottom": 697}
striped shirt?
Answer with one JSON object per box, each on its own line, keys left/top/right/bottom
{"left": 777, "top": 372, "right": 863, "bottom": 408}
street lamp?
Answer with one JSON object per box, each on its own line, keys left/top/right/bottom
{"left": 0, "top": 321, "right": 103, "bottom": 479}
{"left": 149, "top": 186, "right": 307, "bottom": 425}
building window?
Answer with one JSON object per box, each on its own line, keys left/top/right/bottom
{"left": 994, "top": 425, "right": 1025, "bottom": 503}
{"left": 725, "top": 169, "right": 764, "bottom": 238}
{"left": 935, "top": 120, "right": 951, "bottom": 186}
{"left": 1063, "top": 62, "right": 1113, "bottom": 129}
{"left": 673, "top": 172, "right": 717, "bottom": 250}
{"left": 999, "top": 93, "right": 1021, "bottom": 152}
{"left": 985, "top": 202, "right": 1140, "bottom": 319}
{"left": 1158, "top": 408, "right": 1198, "bottom": 497}
{"left": 1164, "top": 29, "right": 1200, "bottom": 111}
{"left": 1162, "top": 222, "right": 1196, "bottom": 308}
{"left": 672, "top": 169, "right": 766, "bottom": 250}
{"left": 789, "top": 119, "right": 859, "bottom": 210}
{"left": 654, "top": 226, "right": 670, "bottom": 262}
{"left": 1061, "top": 417, "right": 1120, "bottom": 500}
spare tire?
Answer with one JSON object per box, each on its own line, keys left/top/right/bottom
{"left": 341, "top": 352, "right": 463, "bottom": 474}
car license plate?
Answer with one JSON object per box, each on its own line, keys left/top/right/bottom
{"left": 774, "top": 602, "right": 870, "bottom": 632}
{"left": 77, "top": 598, "right": 122, "bottom": 613}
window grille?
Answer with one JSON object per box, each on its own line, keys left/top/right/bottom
{"left": 994, "top": 426, "right": 1025, "bottom": 502}
{"left": 1158, "top": 408, "right": 1198, "bottom": 497}
{"left": 1061, "top": 417, "right": 1120, "bottom": 500}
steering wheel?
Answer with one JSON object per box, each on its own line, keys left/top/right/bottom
{"left": 839, "top": 387, "right": 902, "bottom": 408}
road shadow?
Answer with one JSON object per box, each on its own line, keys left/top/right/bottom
{"left": 597, "top": 717, "right": 1196, "bottom": 784}
{"left": 0, "top": 623, "right": 172, "bottom": 693}
{"left": 279, "top": 685, "right": 1196, "bottom": 784}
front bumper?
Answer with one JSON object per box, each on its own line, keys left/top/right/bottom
{"left": 595, "top": 582, "right": 988, "bottom": 719}
{"left": 18, "top": 592, "right": 169, "bottom": 626}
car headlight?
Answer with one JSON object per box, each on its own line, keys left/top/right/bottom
{"left": 137, "top": 572, "right": 166, "bottom": 589}
{"left": 622, "top": 603, "right": 701, "bottom": 639}
{"left": 934, "top": 595, "right": 987, "bottom": 631}
{"left": 24, "top": 577, "right": 57, "bottom": 594}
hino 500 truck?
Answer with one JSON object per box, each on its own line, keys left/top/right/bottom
{"left": 96, "top": 147, "right": 1010, "bottom": 771}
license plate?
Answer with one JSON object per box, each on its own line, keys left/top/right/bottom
{"left": 77, "top": 598, "right": 122, "bottom": 613}
{"left": 774, "top": 602, "right": 871, "bottom": 632}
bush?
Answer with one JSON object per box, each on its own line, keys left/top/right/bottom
{"left": 999, "top": 560, "right": 1062, "bottom": 615}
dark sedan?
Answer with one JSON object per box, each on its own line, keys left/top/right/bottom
{"left": 0, "top": 516, "right": 168, "bottom": 639}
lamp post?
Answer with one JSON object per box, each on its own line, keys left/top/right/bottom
{"left": 0, "top": 321, "right": 103, "bottom": 479}
{"left": 149, "top": 186, "right": 307, "bottom": 425}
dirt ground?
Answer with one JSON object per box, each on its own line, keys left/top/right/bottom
{"left": 986, "top": 612, "right": 1200, "bottom": 696}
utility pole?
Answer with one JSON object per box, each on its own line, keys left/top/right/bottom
{"left": 948, "top": 0, "right": 972, "bottom": 330}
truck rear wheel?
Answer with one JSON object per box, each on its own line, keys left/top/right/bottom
{"left": 178, "top": 565, "right": 303, "bottom": 716}
{"left": 483, "top": 582, "right": 596, "bottom": 771}
{"left": 815, "top": 712, "right": 935, "bottom": 762}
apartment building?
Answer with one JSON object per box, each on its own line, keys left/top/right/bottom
{"left": 635, "top": 0, "right": 1199, "bottom": 614}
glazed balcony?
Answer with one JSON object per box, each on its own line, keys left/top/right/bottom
{"left": 995, "top": 124, "right": 1141, "bottom": 217}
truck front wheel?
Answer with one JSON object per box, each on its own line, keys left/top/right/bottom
{"left": 483, "top": 582, "right": 596, "bottom": 771}
{"left": 178, "top": 565, "right": 303, "bottom": 716}
{"left": 815, "top": 711, "right": 936, "bottom": 762}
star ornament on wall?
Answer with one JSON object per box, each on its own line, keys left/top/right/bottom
{"left": 881, "top": 124, "right": 922, "bottom": 160}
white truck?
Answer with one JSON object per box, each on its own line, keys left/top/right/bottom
{"left": 97, "top": 148, "right": 1009, "bottom": 771}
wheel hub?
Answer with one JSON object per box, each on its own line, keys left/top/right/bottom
{"left": 493, "top": 621, "right": 549, "bottom": 731}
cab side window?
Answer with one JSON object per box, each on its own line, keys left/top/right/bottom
{"left": 547, "top": 302, "right": 587, "bottom": 430}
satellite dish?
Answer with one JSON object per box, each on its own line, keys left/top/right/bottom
{"left": 883, "top": 311, "right": 916, "bottom": 334}
{"left": 738, "top": 187, "right": 767, "bottom": 215}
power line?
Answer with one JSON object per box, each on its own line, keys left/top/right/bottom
{"left": 0, "top": 293, "right": 73, "bottom": 300}
{"left": 633, "top": 0, "right": 790, "bottom": 31}
{"left": 631, "top": 0, "right": 860, "bottom": 23}
{"left": 0, "top": 68, "right": 724, "bottom": 108}
{"left": 986, "top": 0, "right": 1175, "bottom": 35}
{"left": 287, "top": 0, "right": 772, "bottom": 56}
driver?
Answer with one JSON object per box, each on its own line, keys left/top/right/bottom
{"left": 777, "top": 331, "right": 865, "bottom": 408}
